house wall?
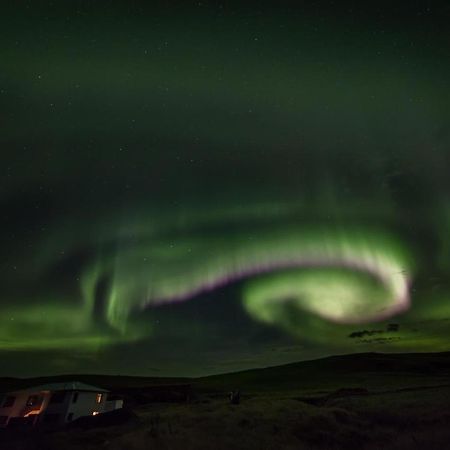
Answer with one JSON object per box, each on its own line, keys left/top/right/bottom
{"left": 38, "top": 391, "right": 74, "bottom": 426}
{"left": 0, "top": 390, "right": 52, "bottom": 427}
{"left": 103, "top": 398, "right": 124, "bottom": 413}
{"left": 62, "top": 390, "right": 106, "bottom": 422}
{"left": 0, "top": 388, "right": 122, "bottom": 427}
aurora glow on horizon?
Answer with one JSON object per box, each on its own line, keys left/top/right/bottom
{"left": 1, "top": 1, "right": 450, "bottom": 377}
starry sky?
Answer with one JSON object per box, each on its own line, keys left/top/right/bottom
{"left": 1, "top": 1, "right": 450, "bottom": 377}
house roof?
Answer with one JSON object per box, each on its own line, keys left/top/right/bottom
{"left": 7, "top": 381, "right": 109, "bottom": 394}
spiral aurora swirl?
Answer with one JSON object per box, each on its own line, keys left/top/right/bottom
{"left": 84, "top": 226, "right": 412, "bottom": 334}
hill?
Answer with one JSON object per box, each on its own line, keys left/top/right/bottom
{"left": 195, "top": 351, "right": 450, "bottom": 393}
{"left": 2, "top": 351, "right": 450, "bottom": 395}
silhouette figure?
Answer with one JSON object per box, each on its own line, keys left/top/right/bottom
{"left": 229, "top": 389, "right": 241, "bottom": 404}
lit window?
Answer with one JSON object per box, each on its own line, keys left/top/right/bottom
{"left": 96, "top": 393, "right": 103, "bottom": 403}
{"left": 92, "top": 411, "right": 99, "bottom": 416}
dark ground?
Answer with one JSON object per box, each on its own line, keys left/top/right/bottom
{"left": 1, "top": 352, "right": 450, "bottom": 449}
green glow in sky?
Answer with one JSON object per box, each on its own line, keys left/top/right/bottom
{"left": 1, "top": 2, "right": 450, "bottom": 376}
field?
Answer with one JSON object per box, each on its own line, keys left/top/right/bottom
{"left": 1, "top": 352, "right": 450, "bottom": 450}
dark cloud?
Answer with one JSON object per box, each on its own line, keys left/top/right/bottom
{"left": 349, "top": 324, "right": 401, "bottom": 339}
{"left": 349, "top": 330, "right": 384, "bottom": 339}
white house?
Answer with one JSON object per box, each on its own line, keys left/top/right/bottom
{"left": 0, "top": 381, "right": 123, "bottom": 428}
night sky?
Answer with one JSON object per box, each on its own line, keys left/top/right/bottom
{"left": 1, "top": 1, "right": 450, "bottom": 377}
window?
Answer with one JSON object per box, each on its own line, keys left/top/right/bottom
{"left": 49, "top": 391, "right": 66, "bottom": 404}
{"left": 96, "top": 393, "right": 103, "bottom": 403}
{"left": 67, "top": 412, "right": 74, "bottom": 422}
{"left": 72, "top": 392, "right": 78, "bottom": 403}
{"left": 2, "top": 396, "right": 15, "bottom": 408}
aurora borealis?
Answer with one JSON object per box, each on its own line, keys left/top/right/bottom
{"left": 1, "top": 1, "right": 450, "bottom": 376}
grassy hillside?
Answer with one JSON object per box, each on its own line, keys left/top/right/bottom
{"left": 1, "top": 352, "right": 450, "bottom": 449}
{"left": 2, "top": 351, "right": 449, "bottom": 395}
{"left": 195, "top": 351, "right": 450, "bottom": 394}
{"left": 2, "top": 383, "right": 450, "bottom": 449}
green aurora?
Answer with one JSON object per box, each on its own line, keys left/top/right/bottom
{"left": 1, "top": 1, "right": 450, "bottom": 376}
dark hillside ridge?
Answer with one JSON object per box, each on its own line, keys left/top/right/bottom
{"left": 196, "top": 351, "right": 450, "bottom": 392}
{"left": 0, "top": 374, "right": 191, "bottom": 393}
{"left": 202, "top": 351, "right": 450, "bottom": 379}
{"left": 1, "top": 351, "right": 449, "bottom": 394}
